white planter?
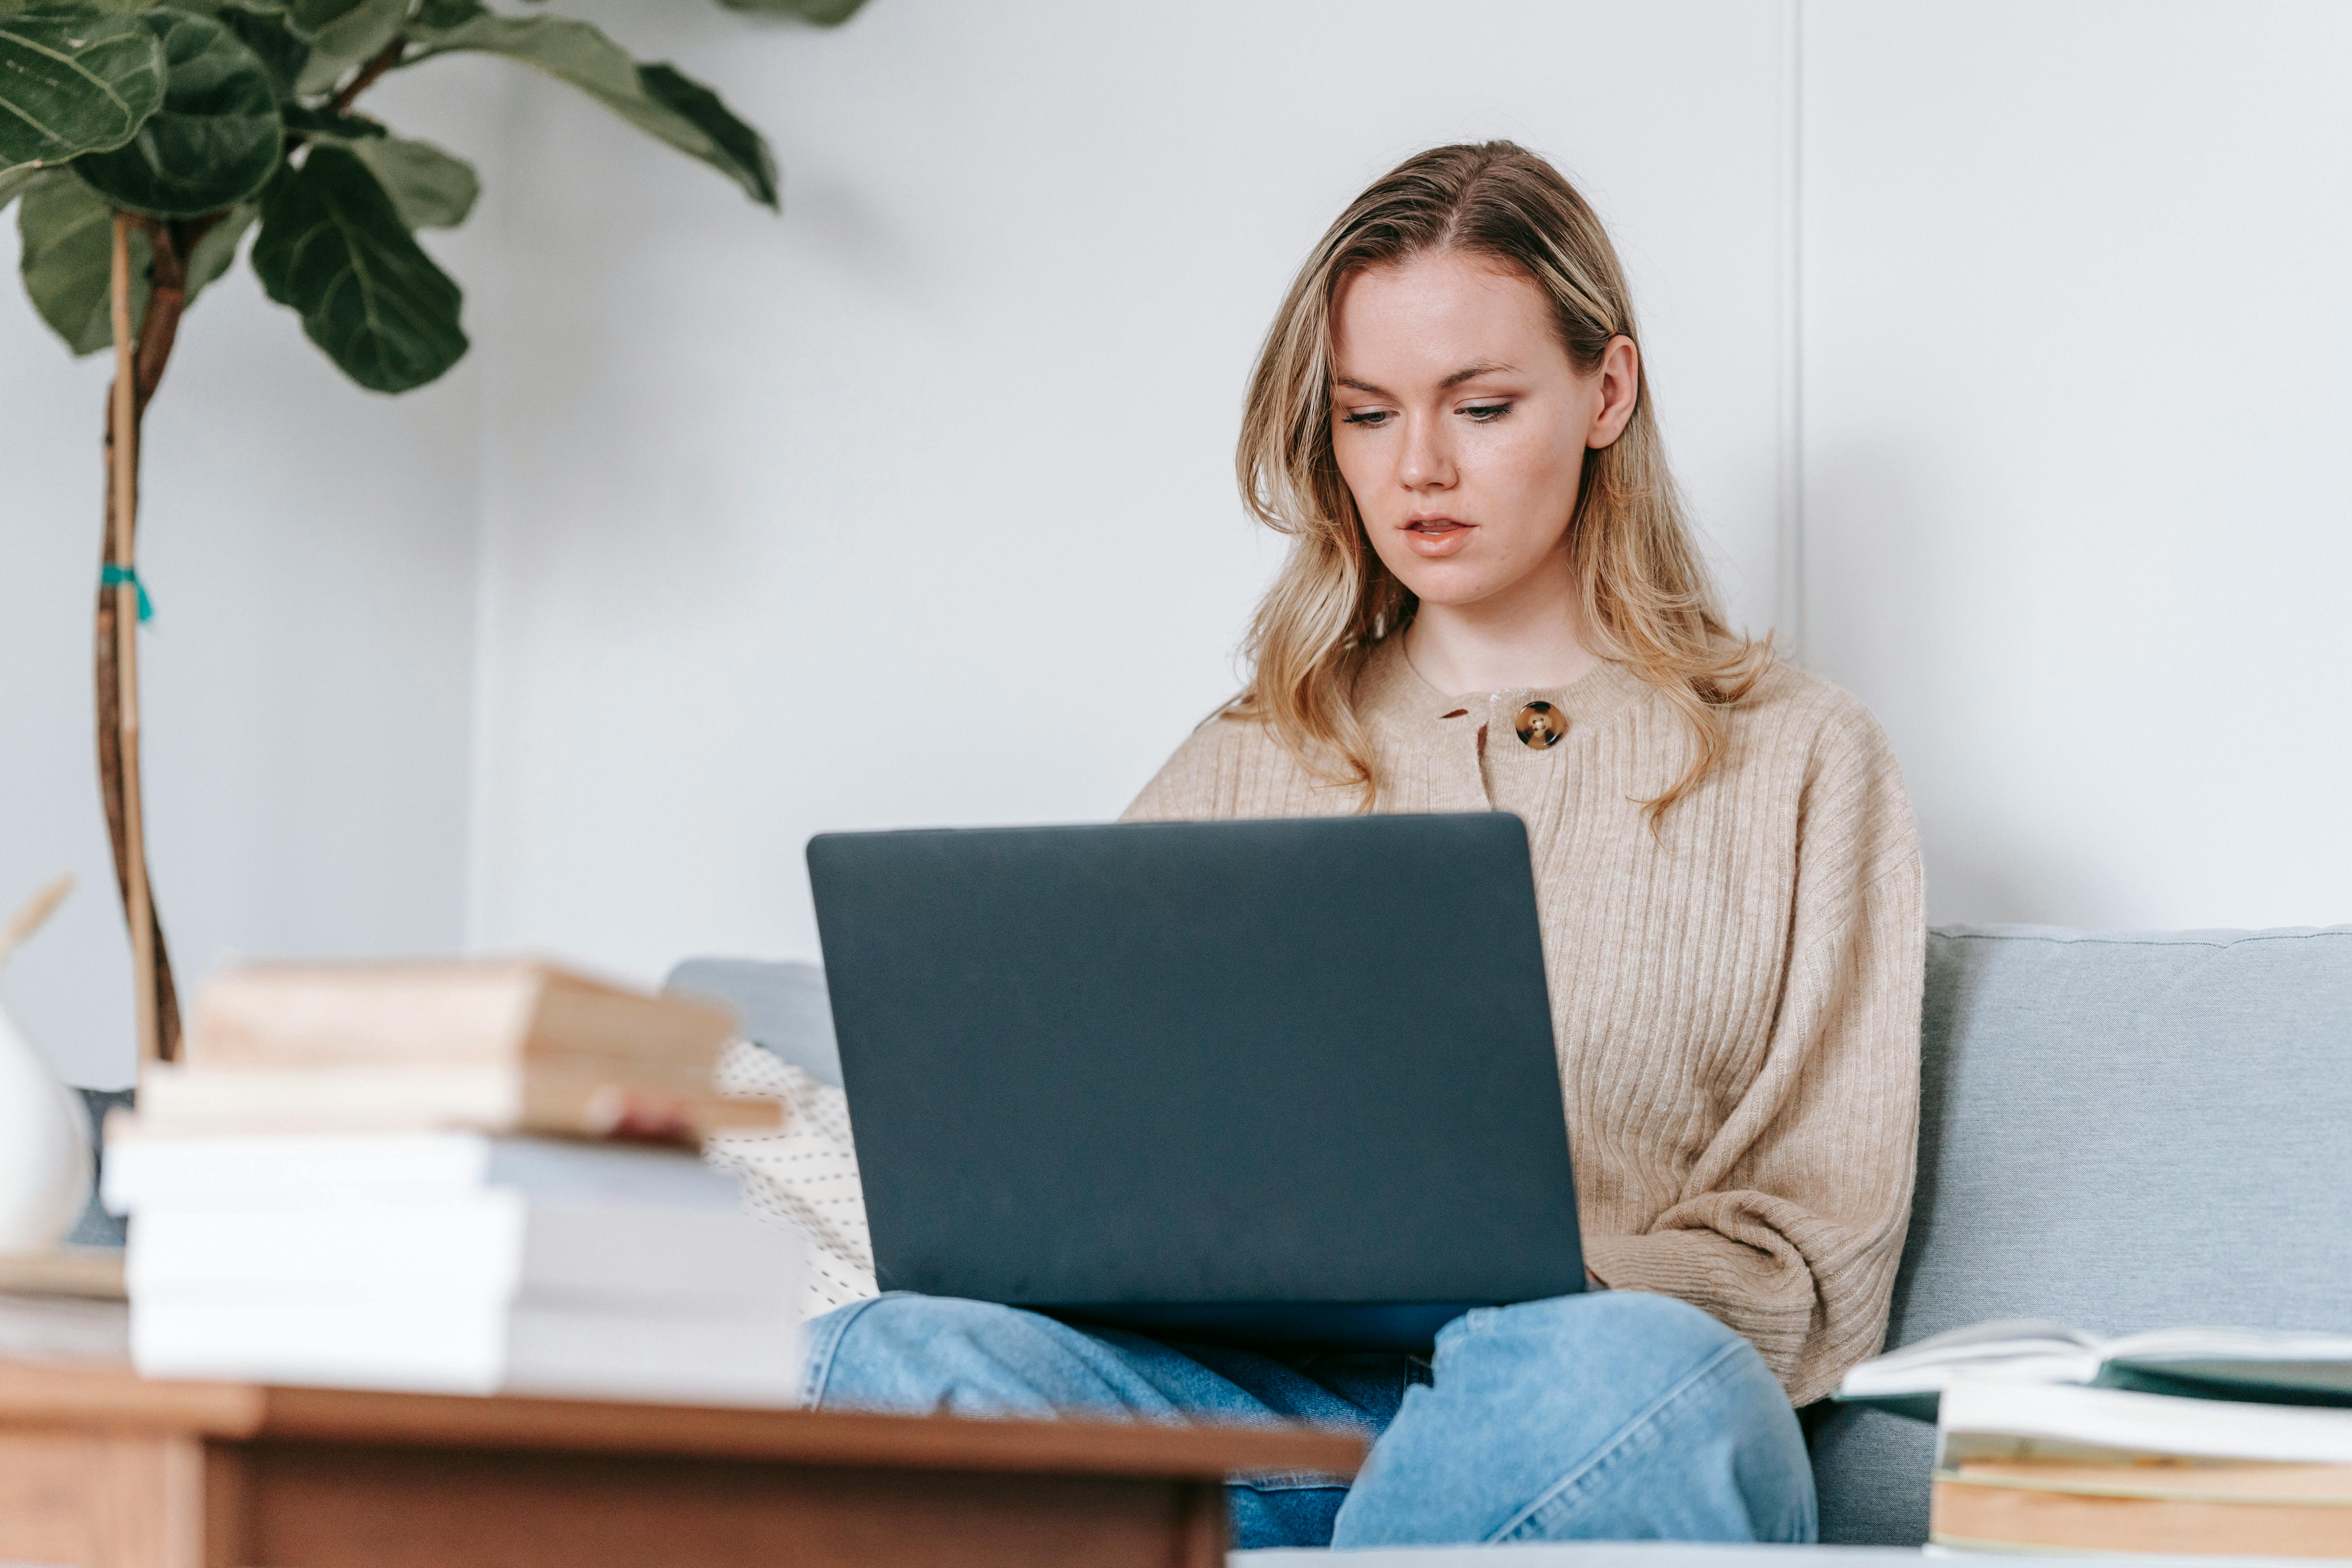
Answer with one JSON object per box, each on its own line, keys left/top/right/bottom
{"left": 0, "top": 994, "right": 93, "bottom": 1253}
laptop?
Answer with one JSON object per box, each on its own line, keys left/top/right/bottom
{"left": 805, "top": 813, "right": 1584, "bottom": 1351}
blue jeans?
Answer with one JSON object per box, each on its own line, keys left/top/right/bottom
{"left": 802, "top": 1289, "right": 1816, "bottom": 1549}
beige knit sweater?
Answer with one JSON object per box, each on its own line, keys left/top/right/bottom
{"left": 1122, "top": 639, "right": 1924, "bottom": 1405}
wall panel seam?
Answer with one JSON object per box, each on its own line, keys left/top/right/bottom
{"left": 1776, "top": 0, "right": 1807, "bottom": 660}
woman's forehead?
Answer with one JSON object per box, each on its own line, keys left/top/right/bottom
{"left": 1330, "top": 255, "right": 1563, "bottom": 383}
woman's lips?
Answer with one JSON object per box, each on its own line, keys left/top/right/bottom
{"left": 1403, "top": 518, "right": 1474, "bottom": 558}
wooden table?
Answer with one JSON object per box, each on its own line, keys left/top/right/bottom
{"left": 0, "top": 1359, "right": 1364, "bottom": 1568}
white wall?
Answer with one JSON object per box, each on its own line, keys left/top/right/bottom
{"left": 466, "top": 0, "right": 1794, "bottom": 978}
{"left": 0, "top": 69, "right": 501, "bottom": 1087}
{"left": 11, "top": 2, "right": 2350, "bottom": 1086}
{"left": 1803, "top": 2, "right": 2352, "bottom": 928}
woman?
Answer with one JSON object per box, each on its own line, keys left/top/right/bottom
{"left": 800, "top": 142, "right": 1924, "bottom": 1549}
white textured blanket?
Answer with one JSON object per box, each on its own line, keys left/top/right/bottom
{"left": 706, "top": 1041, "right": 878, "bottom": 1318}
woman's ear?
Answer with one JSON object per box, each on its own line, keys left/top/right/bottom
{"left": 1586, "top": 335, "right": 1641, "bottom": 450}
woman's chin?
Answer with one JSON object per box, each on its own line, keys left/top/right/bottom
{"left": 1390, "top": 563, "right": 1508, "bottom": 610}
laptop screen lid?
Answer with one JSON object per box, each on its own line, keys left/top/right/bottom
{"left": 806, "top": 813, "right": 1584, "bottom": 1350}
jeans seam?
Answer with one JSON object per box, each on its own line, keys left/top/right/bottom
{"left": 1485, "top": 1336, "right": 1748, "bottom": 1543}
{"left": 1234, "top": 1472, "right": 1355, "bottom": 1493}
{"left": 799, "top": 1292, "right": 897, "bottom": 1407}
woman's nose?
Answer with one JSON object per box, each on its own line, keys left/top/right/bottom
{"left": 1397, "top": 413, "right": 1455, "bottom": 492}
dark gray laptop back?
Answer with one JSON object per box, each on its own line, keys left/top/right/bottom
{"left": 806, "top": 813, "right": 1584, "bottom": 1348}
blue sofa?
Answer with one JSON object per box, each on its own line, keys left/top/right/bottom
{"left": 675, "top": 922, "right": 2352, "bottom": 1548}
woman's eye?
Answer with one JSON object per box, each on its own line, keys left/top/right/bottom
{"left": 1463, "top": 403, "right": 1512, "bottom": 422}
{"left": 1341, "top": 409, "right": 1393, "bottom": 428}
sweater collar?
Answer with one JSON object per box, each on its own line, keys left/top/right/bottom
{"left": 1354, "top": 633, "right": 1653, "bottom": 748}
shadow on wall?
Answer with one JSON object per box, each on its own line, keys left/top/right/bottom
{"left": 1921, "top": 817, "right": 2122, "bottom": 931}
{"left": 779, "top": 177, "right": 928, "bottom": 302}
{"left": 1802, "top": 434, "right": 2131, "bottom": 928}
{"left": 65, "top": 1088, "right": 130, "bottom": 1247}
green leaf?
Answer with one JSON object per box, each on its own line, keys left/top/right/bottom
{"left": 637, "top": 63, "right": 773, "bottom": 209}
{"left": 284, "top": 0, "right": 402, "bottom": 97}
{"left": 17, "top": 169, "right": 252, "bottom": 352}
{"left": 404, "top": 8, "right": 627, "bottom": 86}
{"left": 251, "top": 143, "right": 465, "bottom": 392}
{"left": 0, "top": 8, "right": 168, "bottom": 169}
{"left": 280, "top": 0, "right": 370, "bottom": 36}
{"left": 280, "top": 101, "right": 379, "bottom": 136}
{"left": 0, "top": 159, "right": 44, "bottom": 206}
{"left": 202, "top": 0, "right": 308, "bottom": 99}
{"left": 16, "top": 168, "right": 146, "bottom": 353}
{"left": 287, "top": 0, "right": 399, "bottom": 73}
{"left": 345, "top": 132, "right": 470, "bottom": 227}
{"left": 407, "top": 0, "right": 476, "bottom": 31}
{"left": 405, "top": 12, "right": 776, "bottom": 208}
{"left": 71, "top": 7, "right": 281, "bottom": 216}
{"left": 181, "top": 193, "right": 251, "bottom": 298}
{"left": 711, "top": 0, "right": 867, "bottom": 24}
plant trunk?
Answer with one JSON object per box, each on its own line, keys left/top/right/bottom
{"left": 94, "top": 431, "right": 178, "bottom": 1065}
{"left": 95, "top": 214, "right": 202, "bottom": 1066}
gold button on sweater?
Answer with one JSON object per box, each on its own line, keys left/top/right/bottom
{"left": 1122, "top": 638, "right": 1926, "bottom": 1405}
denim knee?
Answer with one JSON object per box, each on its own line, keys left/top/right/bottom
{"left": 1333, "top": 1290, "right": 1815, "bottom": 1546}
{"left": 807, "top": 1293, "right": 1200, "bottom": 1423}
{"left": 1466, "top": 1293, "right": 1812, "bottom": 1543}
{"left": 1448, "top": 1289, "right": 1742, "bottom": 1372}
{"left": 807, "top": 1294, "right": 1070, "bottom": 1414}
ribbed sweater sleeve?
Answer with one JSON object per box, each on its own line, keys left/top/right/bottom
{"left": 1578, "top": 703, "right": 1924, "bottom": 1403}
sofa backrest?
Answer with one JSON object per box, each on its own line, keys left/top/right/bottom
{"left": 668, "top": 926, "right": 2352, "bottom": 1547}
{"left": 669, "top": 957, "right": 842, "bottom": 1087}
{"left": 1810, "top": 924, "right": 2352, "bottom": 1544}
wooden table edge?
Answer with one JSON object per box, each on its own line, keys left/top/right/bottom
{"left": 0, "top": 1358, "right": 1366, "bottom": 1480}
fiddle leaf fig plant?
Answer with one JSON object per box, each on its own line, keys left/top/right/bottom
{"left": 2, "top": 0, "right": 862, "bottom": 1062}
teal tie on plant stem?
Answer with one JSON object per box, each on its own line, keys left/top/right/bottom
{"left": 100, "top": 564, "right": 153, "bottom": 623}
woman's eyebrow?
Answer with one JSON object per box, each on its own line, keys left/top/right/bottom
{"left": 1334, "top": 362, "right": 1516, "bottom": 397}
{"left": 1440, "top": 360, "right": 1514, "bottom": 388}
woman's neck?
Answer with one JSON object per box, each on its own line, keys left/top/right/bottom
{"left": 1401, "top": 554, "right": 1600, "bottom": 697}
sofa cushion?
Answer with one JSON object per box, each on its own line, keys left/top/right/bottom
{"left": 1810, "top": 924, "right": 2352, "bottom": 1544}
{"left": 665, "top": 926, "right": 2352, "bottom": 1548}
{"left": 668, "top": 957, "right": 842, "bottom": 1088}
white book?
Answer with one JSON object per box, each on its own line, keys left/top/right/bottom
{"left": 126, "top": 1196, "right": 801, "bottom": 1310}
{"left": 130, "top": 1291, "right": 804, "bottom": 1406}
{"left": 126, "top": 1065, "right": 781, "bottom": 1142}
{"left": 104, "top": 1130, "right": 743, "bottom": 1215}
{"left": 1938, "top": 1379, "right": 2352, "bottom": 1468}
{"left": 1838, "top": 1318, "right": 2352, "bottom": 1419}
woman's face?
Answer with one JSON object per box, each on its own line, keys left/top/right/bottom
{"left": 1328, "top": 250, "right": 1638, "bottom": 613}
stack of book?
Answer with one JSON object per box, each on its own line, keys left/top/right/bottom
{"left": 0, "top": 1250, "right": 130, "bottom": 1366}
{"left": 105, "top": 961, "right": 807, "bottom": 1405}
{"left": 1840, "top": 1319, "right": 2352, "bottom": 1556}
{"left": 141, "top": 961, "right": 782, "bottom": 1142}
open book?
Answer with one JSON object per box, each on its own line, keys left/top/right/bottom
{"left": 1837, "top": 1319, "right": 2352, "bottom": 1421}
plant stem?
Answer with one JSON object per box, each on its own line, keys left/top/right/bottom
{"left": 91, "top": 159, "right": 309, "bottom": 1068}
{"left": 107, "top": 214, "right": 160, "bottom": 1071}
{"left": 134, "top": 214, "right": 209, "bottom": 398}
{"left": 327, "top": 38, "right": 407, "bottom": 116}
{"left": 94, "top": 217, "right": 201, "bottom": 1064}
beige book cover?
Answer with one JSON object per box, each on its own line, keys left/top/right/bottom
{"left": 1933, "top": 1459, "right": 2352, "bottom": 1555}
{"left": 187, "top": 961, "right": 738, "bottom": 1075}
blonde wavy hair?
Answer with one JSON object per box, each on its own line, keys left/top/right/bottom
{"left": 1230, "top": 140, "right": 1768, "bottom": 821}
